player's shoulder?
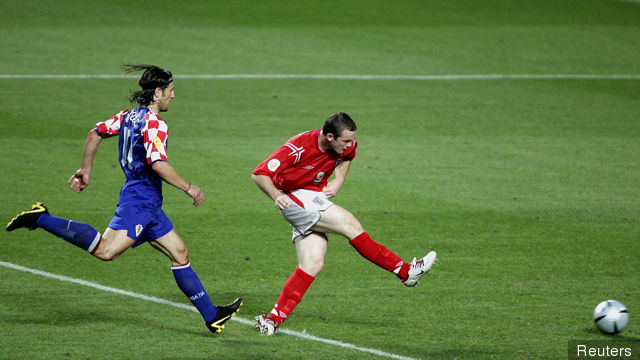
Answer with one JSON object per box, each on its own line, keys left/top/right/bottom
{"left": 108, "top": 109, "right": 130, "bottom": 121}
{"left": 145, "top": 112, "right": 168, "bottom": 131}
{"left": 287, "top": 128, "right": 319, "bottom": 145}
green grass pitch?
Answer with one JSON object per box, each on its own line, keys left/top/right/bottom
{"left": 1, "top": 1, "right": 639, "bottom": 359}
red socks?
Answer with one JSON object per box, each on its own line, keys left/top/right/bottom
{"left": 349, "top": 232, "right": 409, "bottom": 281}
{"left": 269, "top": 233, "right": 407, "bottom": 325}
{"left": 270, "top": 267, "right": 315, "bottom": 325}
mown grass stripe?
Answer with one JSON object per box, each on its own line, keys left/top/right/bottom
{"left": 1, "top": 74, "right": 639, "bottom": 80}
{"left": 0, "top": 260, "right": 418, "bottom": 360}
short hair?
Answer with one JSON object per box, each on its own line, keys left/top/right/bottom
{"left": 123, "top": 64, "right": 173, "bottom": 106}
{"left": 322, "top": 112, "right": 357, "bottom": 138}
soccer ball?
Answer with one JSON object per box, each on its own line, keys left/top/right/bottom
{"left": 593, "top": 300, "right": 629, "bottom": 335}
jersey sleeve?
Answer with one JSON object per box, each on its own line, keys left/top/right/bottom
{"left": 95, "top": 110, "right": 127, "bottom": 138}
{"left": 143, "top": 119, "right": 169, "bottom": 164}
{"left": 253, "top": 142, "right": 300, "bottom": 176}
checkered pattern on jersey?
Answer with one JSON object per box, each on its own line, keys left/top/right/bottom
{"left": 95, "top": 107, "right": 169, "bottom": 181}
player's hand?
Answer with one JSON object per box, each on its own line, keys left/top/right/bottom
{"left": 68, "top": 169, "right": 90, "bottom": 192}
{"left": 322, "top": 181, "right": 341, "bottom": 198}
{"left": 185, "top": 185, "right": 204, "bottom": 206}
{"left": 275, "top": 193, "right": 291, "bottom": 210}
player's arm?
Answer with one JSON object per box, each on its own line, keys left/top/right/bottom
{"left": 152, "top": 161, "right": 204, "bottom": 207}
{"left": 323, "top": 160, "right": 351, "bottom": 198}
{"left": 252, "top": 144, "right": 298, "bottom": 209}
{"left": 252, "top": 174, "right": 291, "bottom": 210}
{"left": 144, "top": 119, "right": 203, "bottom": 206}
{"left": 68, "top": 129, "right": 102, "bottom": 192}
{"left": 70, "top": 111, "right": 126, "bottom": 192}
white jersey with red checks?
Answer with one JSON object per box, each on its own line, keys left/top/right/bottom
{"left": 95, "top": 106, "right": 169, "bottom": 207}
{"left": 253, "top": 129, "right": 357, "bottom": 192}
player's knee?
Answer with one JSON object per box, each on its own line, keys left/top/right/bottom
{"left": 173, "top": 246, "right": 189, "bottom": 264}
{"left": 344, "top": 218, "right": 364, "bottom": 239}
{"left": 300, "top": 259, "right": 324, "bottom": 277}
{"left": 94, "top": 247, "right": 120, "bottom": 261}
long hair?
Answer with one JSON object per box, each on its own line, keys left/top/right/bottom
{"left": 123, "top": 64, "right": 173, "bottom": 106}
{"left": 322, "top": 112, "right": 357, "bottom": 138}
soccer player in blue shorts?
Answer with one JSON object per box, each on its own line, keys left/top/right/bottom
{"left": 6, "top": 64, "right": 243, "bottom": 335}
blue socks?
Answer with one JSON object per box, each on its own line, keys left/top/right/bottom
{"left": 35, "top": 214, "right": 218, "bottom": 322}
{"left": 36, "top": 214, "right": 101, "bottom": 253}
{"left": 172, "top": 263, "right": 218, "bottom": 322}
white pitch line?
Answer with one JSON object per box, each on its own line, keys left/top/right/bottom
{"left": 0, "top": 73, "right": 639, "bottom": 80}
{"left": 0, "top": 260, "right": 418, "bottom": 360}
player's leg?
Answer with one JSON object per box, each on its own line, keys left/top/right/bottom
{"left": 6, "top": 202, "right": 109, "bottom": 256}
{"left": 273, "top": 233, "right": 325, "bottom": 320}
{"left": 312, "top": 203, "right": 364, "bottom": 239}
{"left": 313, "top": 204, "right": 405, "bottom": 273}
{"left": 295, "top": 231, "right": 328, "bottom": 276}
{"left": 150, "top": 230, "right": 214, "bottom": 318}
{"left": 150, "top": 230, "right": 242, "bottom": 334}
{"left": 313, "top": 204, "right": 436, "bottom": 286}
{"left": 91, "top": 228, "right": 135, "bottom": 261}
{"left": 256, "top": 232, "right": 322, "bottom": 335}
{"left": 149, "top": 230, "right": 190, "bottom": 266}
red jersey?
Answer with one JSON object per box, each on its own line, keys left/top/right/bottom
{"left": 253, "top": 129, "right": 357, "bottom": 192}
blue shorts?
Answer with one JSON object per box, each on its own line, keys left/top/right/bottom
{"left": 108, "top": 204, "right": 173, "bottom": 247}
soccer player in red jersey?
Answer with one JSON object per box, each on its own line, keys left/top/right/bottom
{"left": 252, "top": 112, "right": 437, "bottom": 335}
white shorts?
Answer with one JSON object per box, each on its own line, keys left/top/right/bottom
{"left": 280, "top": 189, "right": 334, "bottom": 241}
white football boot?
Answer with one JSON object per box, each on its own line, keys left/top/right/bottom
{"left": 255, "top": 314, "right": 279, "bottom": 335}
{"left": 403, "top": 251, "right": 437, "bottom": 287}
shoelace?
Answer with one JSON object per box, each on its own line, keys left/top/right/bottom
{"left": 263, "top": 315, "right": 279, "bottom": 327}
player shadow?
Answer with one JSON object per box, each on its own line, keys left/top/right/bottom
{"left": 6, "top": 307, "right": 209, "bottom": 337}
{"left": 2, "top": 293, "right": 228, "bottom": 339}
